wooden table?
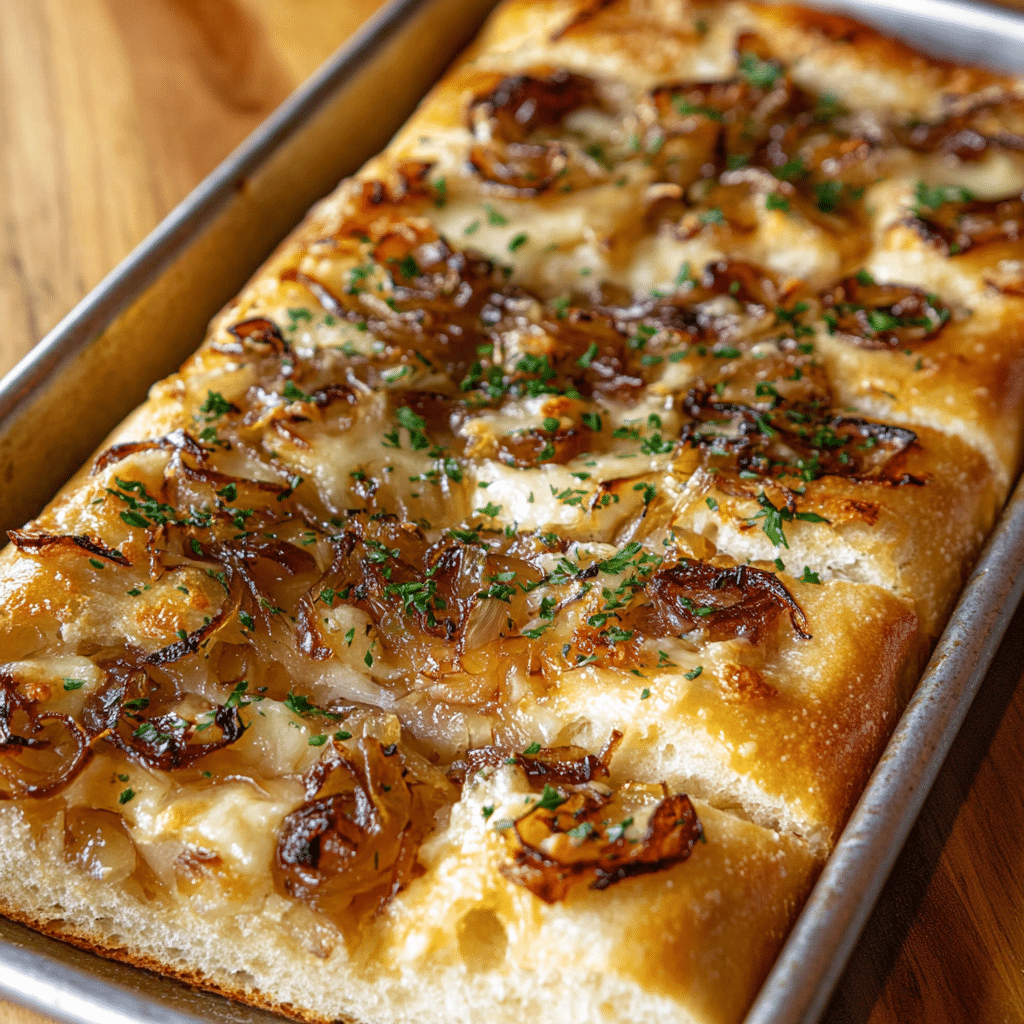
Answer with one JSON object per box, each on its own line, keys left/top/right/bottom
{"left": 1, "top": 2, "right": 1023, "bottom": 1023}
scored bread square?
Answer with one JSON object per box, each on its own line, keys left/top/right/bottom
{"left": 669, "top": 425, "right": 1000, "bottom": 642}
{"left": 386, "top": 787, "right": 818, "bottom": 1024}
{"left": 539, "top": 572, "right": 922, "bottom": 857}
{"left": 1, "top": 1, "right": 1022, "bottom": 1023}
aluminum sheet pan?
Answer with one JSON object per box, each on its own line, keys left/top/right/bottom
{"left": 1, "top": 1, "right": 1022, "bottom": 1023}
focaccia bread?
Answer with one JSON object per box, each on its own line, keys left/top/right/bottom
{"left": 1, "top": 3, "right": 1023, "bottom": 1023}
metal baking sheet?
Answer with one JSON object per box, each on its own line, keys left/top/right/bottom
{"left": 1, "top": 0, "right": 1023, "bottom": 1022}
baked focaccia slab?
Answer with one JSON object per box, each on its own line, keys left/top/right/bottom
{"left": 1, "top": 2, "right": 1022, "bottom": 1023}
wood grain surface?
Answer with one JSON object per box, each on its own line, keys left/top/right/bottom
{"left": 1, "top": 3, "right": 1023, "bottom": 1024}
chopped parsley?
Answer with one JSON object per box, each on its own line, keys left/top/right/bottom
{"left": 814, "top": 180, "right": 843, "bottom": 212}
{"left": 578, "top": 342, "right": 599, "bottom": 368}
{"left": 772, "top": 158, "right": 804, "bottom": 182}
{"left": 536, "top": 783, "right": 565, "bottom": 810}
{"left": 284, "top": 691, "right": 316, "bottom": 717}
{"left": 673, "top": 97, "right": 723, "bottom": 121}
{"left": 199, "top": 390, "right": 234, "bottom": 419}
{"left": 484, "top": 203, "right": 508, "bottom": 226}
{"left": 120, "top": 510, "right": 149, "bottom": 529}
{"left": 675, "top": 261, "right": 695, "bottom": 288}
{"left": 738, "top": 52, "right": 784, "bottom": 89}
{"left": 384, "top": 580, "right": 446, "bottom": 623}
{"left": 633, "top": 481, "right": 656, "bottom": 504}
{"left": 913, "top": 181, "right": 974, "bottom": 213}
{"left": 597, "top": 541, "right": 644, "bottom": 575}
{"left": 747, "top": 492, "right": 790, "bottom": 548}
{"left": 567, "top": 821, "right": 595, "bottom": 840}
{"left": 550, "top": 294, "right": 571, "bottom": 320}
{"left": 746, "top": 491, "right": 830, "bottom": 549}
{"left": 478, "top": 571, "right": 520, "bottom": 603}
{"left": 393, "top": 406, "right": 430, "bottom": 450}
{"left": 640, "top": 433, "right": 675, "bottom": 455}
{"left": 283, "top": 380, "right": 312, "bottom": 404}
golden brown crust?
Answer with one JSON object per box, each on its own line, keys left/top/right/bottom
{"left": 1, "top": 2, "right": 1022, "bottom": 1023}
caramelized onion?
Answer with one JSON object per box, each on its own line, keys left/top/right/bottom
{"left": 650, "top": 79, "right": 756, "bottom": 187}
{"left": 350, "top": 160, "right": 436, "bottom": 210}
{"left": 650, "top": 53, "right": 875, "bottom": 217}
{"left": 209, "top": 535, "right": 321, "bottom": 638}
{"left": 644, "top": 560, "right": 810, "bottom": 643}
{"left": 653, "top": 79, "right": 749, "bottom": 130}
{"left": 450, "top": 731, "right": 622, "bottom": 787}
{"left": 495, "top": 425, "right": 593, "bottom": 468}
{"left": 144, "top": 574, "right": 241, "bottom": 667}
{"left": 467, "top": 71, "right": 601, "bottom": 195}
{"left": 82, "top": 657, "right": 147, "bottom": 740}
{"left": 502, "top": 783, "right": 703, "bottom": 902}
{"left": 280, "top": 268, "right": 346, "bottom": 318}
{"left": 275, "top": 738, "right": 450, "bottom": 923}
{"left": 679, "top": 389, "right": 921, "bottom": 485}
{"left": 0, "top": 673, "right": 91, "bottom": 798}
{"left": 228, "top": 317, "right": 290, "bottom": 354}
{"left": 292, "top": 221, "right": 516, "bottom": 385}
{"left": 7, "top": 530, "right": 131, "bottom": 567}
{"left": 591, "top": 293, "right": 709, "bottom": 339}
{"left": 311, "top": 519, "right": 543, "bottom": 666}
{"left": 894, "top": 95, "right": 1024, "bottom": 159}
{"left": 821, "top": 277, "right": 949, "bottom": 348}
{"left": 106, "top": 700, "right": 245, "bottom": 771}
{"left": 116, "top": 705, "right": 245, "bottom": 770}
{"left": 84, "top": 657, "right": 246, "bottom": 771}
{"left": 92, "top": 427, "right": 206, "bottom": 475}
{"left": 469, "top": 71, "right": 599, "bottom": 141}
{"left": 698, "top": 259, "right": 781, "bottom": 309}
{"left": 308, "top": 383, "right": 358, "bottom": 410}
{"left": 467, "top": 140, "right": 572, "bottom": 196}
{"left": 907, "top": 195, "right": 1024, "bottom": 256}
{"left": 64, "top": 807, "right": 138, "bottom": 883}
{"left": 585, "top": 259, "right": 780, "bottom": 342}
